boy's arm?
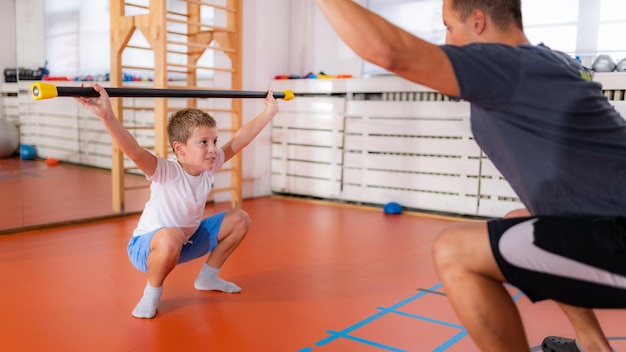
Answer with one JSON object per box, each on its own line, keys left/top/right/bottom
{"left": 221, "top": 89, "right": 279, "bottom": 162}
{"left": 74, "top": 84, "right": 158, "bottom": 176}
{"left": 314, "top": 0, "right": 460, "bottom": 97}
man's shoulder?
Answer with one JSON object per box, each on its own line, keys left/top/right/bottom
{"left": 440, "top": 42, "right": 527, "bottom": 66}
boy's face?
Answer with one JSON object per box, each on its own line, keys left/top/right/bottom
{"left": 175, "top": 125, "right": 219, "bottom": 175}
{"left": 442, "top": 0, "right": 480, "bottom": 46}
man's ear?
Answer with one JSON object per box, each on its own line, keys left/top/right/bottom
{"left": 472, "top": 9, "right": 487, "bottom": 35}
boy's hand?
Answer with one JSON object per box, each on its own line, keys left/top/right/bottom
{"left": 263, "top": 88, "right": 279, "bottom": 115}
{"left": 73, "top": 83, "right": 115, "bottom": 120}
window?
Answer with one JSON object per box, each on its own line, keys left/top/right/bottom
{"left": 43, "top": 0, "right": 216, "bottom": 80}
{"left": 44, "top": 0, "right": 81, "bottom": 76}
{"left": 597, "top": 0, "right": 626, "bottom": 64}
{"left": 365, "top": 0, "right": 626, "bottom": 76}
{"left": 522, "top": 0, "right": 579, "bottom": 53}
{"left": 364, "top": 0, "right": 445, "bottom": 76}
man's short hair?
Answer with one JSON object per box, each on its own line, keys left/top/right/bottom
{"left": 451, "top": 0, "right": 523, "bottom": 31}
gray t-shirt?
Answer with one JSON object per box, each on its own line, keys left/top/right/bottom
{"left": 441, "top": 43, "right": 626, "bottom": 216}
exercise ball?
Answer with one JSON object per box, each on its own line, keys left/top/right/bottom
{"left": 45, "top": 157, "right": 59, "bottom": 166}
{"left": 383, "top": 201, "right": 403, "bottom": 215}
{"left": 0, "top": 118, "right": 19, "bottom": 158}
{"left": 20, "top": 144, "right": 37, "bottom": 160}
{"left": 592, "top": 55, "right": 616, "bottom": 72}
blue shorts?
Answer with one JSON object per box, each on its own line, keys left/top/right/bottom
{"left": 127, "top": 211, "right": 227, "bottom": 272}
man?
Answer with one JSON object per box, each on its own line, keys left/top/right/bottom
{"left": 314, "top": 1, "right": 626, "bottom": 351}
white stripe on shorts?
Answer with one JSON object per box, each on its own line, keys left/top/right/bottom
{"left": 498, "top": 218, "right": 626, "bottom": 289}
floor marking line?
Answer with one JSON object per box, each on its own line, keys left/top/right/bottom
{"left": 333, "top": 333, "right": 408, "bottom": 352}
{"left": 313, "top": 283, "right": 443, "bottom": 347}
{"left": 433, "top": 329, "right": 468, "bottom": 352}
{"left": 315, "top": 309, "right": 391, "bottom": 346}
{"left": 387, "top": 310, "right": 465, "bottom": 329}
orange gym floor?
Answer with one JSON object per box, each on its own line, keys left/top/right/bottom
{"left": 0, "top": 161, "right": 625, "bottom": 351}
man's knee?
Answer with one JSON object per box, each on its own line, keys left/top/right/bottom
{"left": 432, "top": 222, "right": 490, "bottom": 271}
{"left": 432, "top": 225, "right": 464, "bottom": 270}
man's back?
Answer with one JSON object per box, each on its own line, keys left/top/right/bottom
{"left": 442, "top": 43, "right": 626, "bottom": 216}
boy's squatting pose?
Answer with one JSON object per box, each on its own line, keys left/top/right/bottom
{"left": 75, "top": 83, "right": 278, "bottom": 319}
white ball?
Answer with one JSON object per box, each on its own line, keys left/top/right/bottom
{"left": 0, "top": 118, "right": 20, "bottom": 158}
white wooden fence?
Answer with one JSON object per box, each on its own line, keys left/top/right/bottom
{"left": 270, "top": 73, "right": 626, "bottom": 218}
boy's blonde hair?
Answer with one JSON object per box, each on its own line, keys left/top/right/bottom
{"left": 167, "top": 108, "right": 217, "bottom": 153}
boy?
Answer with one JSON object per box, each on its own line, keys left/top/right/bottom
{"left": 315, "top": 0, "right": 626, "bottom": 351}
{"left": 75, "top": 84, "right": 278, "bottom": 319}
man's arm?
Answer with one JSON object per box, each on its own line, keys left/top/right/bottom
{"left": 314, "top": 0, "right": 460, "bottom": 97}
{"left": 221, "top": 89, "right": 279, "bottom": 162}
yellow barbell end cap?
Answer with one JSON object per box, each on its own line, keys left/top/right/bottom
{"left": 31, "top": 82, "right": 58, "bottom": 100}
{"left": 282, "top": 90, "right": 295, "bottom": 101}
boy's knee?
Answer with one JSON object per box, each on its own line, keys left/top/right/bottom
{"left": 228, "top": 208, "right": 251, "bottom": 232}
{"left": 151, "top": 228, "right": 185, "bottom": 253}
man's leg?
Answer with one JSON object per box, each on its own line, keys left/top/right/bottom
{"left": 503, "top": 209, "right": 613, "bottom": 352}
{"left": 194, "top": 208, "right": 251, "bottom": 292}
{"left": 432, "top": 221, "right": 529, "bottom": 351}
{"left": 544, "top": 303, "right": 613, "bottom": 352}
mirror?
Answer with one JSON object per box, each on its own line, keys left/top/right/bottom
{"left": 0, "top": 0, "right": 149, "bottom": 233}
{"left": 0, "top": 0, "right": 23, "bottom": 232}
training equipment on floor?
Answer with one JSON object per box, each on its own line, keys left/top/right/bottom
{"left": 383, "top": 202, "right": 403, "bottom": 215}
{"left": 20, "top": 144, "right": 37, "bottom": 160}
{"left": 45, "top": 157, "right": 59, "bottom": 166}
{"left": 30, "top": 82, "right": 295, "bottom": 101}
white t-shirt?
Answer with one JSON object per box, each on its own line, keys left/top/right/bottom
{"left": 133, "top": 148, "right": 225, "bottom": 240}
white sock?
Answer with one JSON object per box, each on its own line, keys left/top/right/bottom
{"left": 194, "top": 264, "right": 241, "bottom": 293}
{"left": 132, "top": 281, "right": 163, "bottom": 319}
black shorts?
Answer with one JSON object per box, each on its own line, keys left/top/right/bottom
{"left": 488, "top": 216, "right": 626, "bottom": 308}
